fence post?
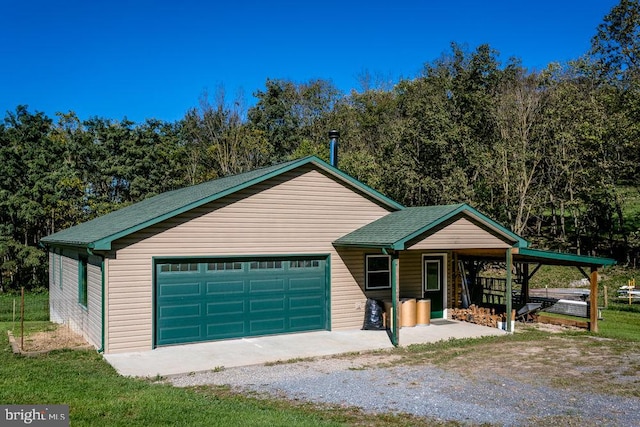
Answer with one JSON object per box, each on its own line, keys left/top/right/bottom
{"left": 20, "top": 287, "right": 25, "bottom": 350}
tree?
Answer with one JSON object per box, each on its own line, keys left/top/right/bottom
{"left": 248, "top": 79, "right": 341, "bottom": 163}
{"left": 182, "top": 88, "right": 271, "bottom": 180}
{"left": 590, "top": 0, "right": 640, "bottom": 82}
{"left": 331, "top": 88, "right": 397, "bottom": 193}
{"left": 0, "top": 106, "right": 56, "bottom": 289}
{"left": 490, "top": 70, "right": 548, "bottom": 236}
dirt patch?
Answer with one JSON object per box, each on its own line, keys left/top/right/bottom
{"left": 420, "top": 330, "right": 640, "bottom": 397}
{"left": 17, "top": 324, "right": 91, "bottom": 353}
{"left": 171, "top": 330, "right": 640, "bottom": 426}
{"left": 527, "top": 321, "right": 583, "bottom": 333}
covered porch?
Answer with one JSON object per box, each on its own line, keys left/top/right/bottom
{"left": 333, "top": 204, "right": 616, "bottom": 346}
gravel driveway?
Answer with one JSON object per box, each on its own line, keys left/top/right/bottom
{"left": 169, "top": 350, "right": 640, "bottom": 426}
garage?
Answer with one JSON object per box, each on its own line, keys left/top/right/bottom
{"left": 155, "top": 256, "right": 329, "bottom": 346}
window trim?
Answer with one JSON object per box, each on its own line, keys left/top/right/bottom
{"left": 423, "top": 258, "right": 442, "bottom": 292}
{"left": 365, "top": 254, "right": 391, "bottom": 290}
{"left": 422, "top": 253, "right": 447, "bottom": 297}
{"left": 51, "top": 250, "right": 58, "bottom": 288}
{"left": 78, "top": 255, "right": 88, "bottom": 309}
{"left": 58, "top": 251, "right": 63, "bottom": 290}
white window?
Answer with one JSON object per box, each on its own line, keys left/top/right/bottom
{"left": 424, "top": 258, "right": 441, "bottom": 292}
{"left": 365, "top": 255, "right": 391, "bottom": 290}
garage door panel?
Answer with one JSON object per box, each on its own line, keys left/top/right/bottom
{"left": 206, "top": 280, "right": 246, "bottom": 295}
{"left": 159, "top": 303, "right": 201, "bottom": 319}
{"left": 156, "top": 257, "right": 327, "bottom": 346}
{"left": 159, "top": 325, "right": 202, "bottom": 344}
{"left": 250, "top": 298, "right": 285, "bottom": 313}
{"left": 159, "top": 282, "right": 201, "bottom": 297}
{"left": 207, "top": 300, "right": 244, "bottom": 315}
{"left": 249, "top": 279, "right": 285, "bottom": 293}
{"left": 289, "top": 295, "right": 324, "bottom": 310}
{"left": 207, "top": 322, "right": 245, "bottom": 338}
{"left": 289, "top": 314, "right": 324, "bottom": 330}
{"left": 288, "top": 277, "right": 324, "bottom": 292}
{"left": 250, "top": 318, "right": 286, "bottom": 335}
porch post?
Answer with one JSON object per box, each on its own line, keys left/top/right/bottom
{"left": 391, "top": 252, "right": 399, "bottom": 346}
{"left": 589, "top": 267, "right": 598, "bottom": 333}
{"left": 521, "top": 263, "right": 529, "bottom": 305}
{"left": 505, "top": 248, "right": 513, "bottom": 332}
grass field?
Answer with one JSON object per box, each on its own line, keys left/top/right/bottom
{"left": 0, "top": 321, "right": 347, "bottom": 427}
{"left": 537, "top": 308, "right": 640, "bottom": 341}
{"left": 0, "top": 293, "right": 49, "bottom": 322}
{"left": 2, "top": 283, "right": 639, "bottom": 426}
{"left": 0, "top": 320, "right": 455, "bottom": 427}
{"left": 2, "top": 307, "right": 639, "bottom": 426}
{"left": 599, "top": 309, "right": 640, "bottom": 340}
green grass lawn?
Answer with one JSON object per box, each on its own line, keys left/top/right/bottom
{"left": 0, "top": 321, "right": 453, "bottom": 427}
{"left": 0, "top": 324, "right": 343, "bottom": 426}
{"left": 0, "top": 293, "right": 49, "bottom": 322}
{"left": 0, "top": 322, "right": 346, "bottom": 427}
{"left": 528, "top": 264, "right": 587, "bottom": 288}
{"left": 537, "top": 307, "right": 640, "bottom": 341}
{"left": 598, "top": 308, "right": 640, "bottom": 341}
{"left": 2, "top": 289, "right": 639, "bottom": 426}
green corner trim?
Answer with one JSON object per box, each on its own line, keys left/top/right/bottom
{"left": 44, "top": 156, "right": 402, "bottom": 251}
{"left": 391, "top": 204, "right": 527, "bottom": 250}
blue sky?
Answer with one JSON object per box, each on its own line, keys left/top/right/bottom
{"left": 1, "top": 0, "right": 619, "bottom": 123}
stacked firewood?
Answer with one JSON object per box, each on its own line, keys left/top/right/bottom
{"left": 450, "top": 305, "right": 514, "bottom": 327}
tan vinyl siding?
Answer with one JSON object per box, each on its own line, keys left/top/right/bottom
{"left": 407, "top": 217, "right": 512, "bottom": 250}
{"left": 401, "top": 251, "right": 452, "bottom": 314}
{"left": 333, "top": 247, "right": 386, "bottom": 325}
{"left": 48, "top": 249, "right": 101, "bottom": 349}
{"left": 86, "top": 256, "right": 102, "bottom": 347}
{"left": 334, "top": 250, "right": 453, "bottom": 324}
{"left": 106, "top": 165, "right": 393, "bottom": 353}
{"left": 398, "top": 251, "right": 423, "bottom": 297}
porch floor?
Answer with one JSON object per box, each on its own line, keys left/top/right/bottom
{"left": 398, "top": 318, "right": 507, "bottom": 346}
{"left": 104, "top": 320, "right": 507, "bottom": 377}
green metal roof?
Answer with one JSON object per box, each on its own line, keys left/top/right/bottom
{"left": 333, "top": 203, "right": 528, "bottom": 250}
{"left": 41, "top": 156, "right": 403, "bottom": 251}
{"left": 516, "top": 248, "right": 617, "bottom": 267}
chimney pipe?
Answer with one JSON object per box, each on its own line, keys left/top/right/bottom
{"left": 329, "top": 130, "right": 339, "bottom": 168}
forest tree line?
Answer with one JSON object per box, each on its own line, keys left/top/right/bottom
{"left": 2, "top": 0, "right": 640, "bottom": 290}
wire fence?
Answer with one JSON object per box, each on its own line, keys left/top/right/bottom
{"left": 0, "top": 290, "right": 86, "bottom": 352}
{"left": 0, "top": 292, "right": 48, "bottom": 323}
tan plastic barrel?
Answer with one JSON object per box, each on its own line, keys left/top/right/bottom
{"left": 383, "top": 300, "right": 393, "bottom": 329}
{"left": 416, "top": 299, "right": 431, "bottom": 326}
{"left": 400, "top": 298, "right": 417, "bottom": 327}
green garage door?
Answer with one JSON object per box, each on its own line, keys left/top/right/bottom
{"left": 155, "top": 257, "right": 328, "bottom": 346}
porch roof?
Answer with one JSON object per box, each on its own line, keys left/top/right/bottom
{"left": 456, "top": 247, "right": 617, "bottom": 268}
{"left": 515, "top": 248, "right": 617, "bottom": 268}
{"left": 333, "top": 203, "right": 528, "bottom": 250}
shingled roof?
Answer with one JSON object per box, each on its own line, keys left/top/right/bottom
{"left": 332, "top": 204, "right": 528, "bottom": 250}
{"left": 41, "top": 156, "right": 403, "bottom": 250}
